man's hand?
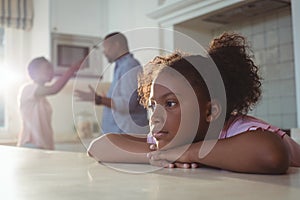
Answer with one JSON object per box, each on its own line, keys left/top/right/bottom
{"left": 74, "top": 85, "right": 96, "bottom": 102}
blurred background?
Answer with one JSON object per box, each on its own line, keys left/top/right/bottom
{"left": 0, "top": 0, "right": 299, "bottom": 151}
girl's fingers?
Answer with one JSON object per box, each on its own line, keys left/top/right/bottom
{"left": 174, "top": 163, "right": 191, "bottom": 169}
{"left": 191, "top": 163, "right": 199, "bottom": 168}
{"left": 149, "top": 158, "right": 170, "bottom": 168}
{"left": 147, "top": 151, "right": 166, "bottom": 161}
{"left": 147, "top": 151, "right": 179, "bottom": 163}
{"left": 149, "top": 144, "right": 157, "bottom": 150}
{"left": 147, "top": 151, "right": 199, "bottom": 169}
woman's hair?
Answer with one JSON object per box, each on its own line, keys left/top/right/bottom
{"left": 27, "top": 57, "right": 51, "bottom": 80}
{"left": 138, "top": 32, "right": 262, "bottom": 119}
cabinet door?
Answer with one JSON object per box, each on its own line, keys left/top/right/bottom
{"left": 50, "top": 0, "right": 107, "bottom": 37}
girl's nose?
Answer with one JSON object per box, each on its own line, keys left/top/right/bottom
{"left": 150, "top": 105, "right": 166, "bottom": 134}
{"left": 150, "top": 104, "right": 166, "bottom": 125}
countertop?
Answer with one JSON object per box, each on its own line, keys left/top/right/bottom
{"left": 0, "top": 145, "right": 299, "bottom": 200}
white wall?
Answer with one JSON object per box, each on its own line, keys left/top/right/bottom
{"left": 107, "top": 0, "right": 158, "bottom": 32}
{"left": 50, "top": 0, "right": 107, "bottom": 37}
{"left": 31, "top": 0, "right": 51, "bottom": 58}
{"left": 106, "top": 0, "right": 160, "bottom": 65}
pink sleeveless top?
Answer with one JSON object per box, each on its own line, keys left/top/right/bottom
{"left": 147, "top": 115, "right": 300, "bottom": 167}
{"left": 220, "top": 115, "right": 300, "bottom": 167}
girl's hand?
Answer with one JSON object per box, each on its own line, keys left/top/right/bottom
{"left": 149, "top": 143, "right": 158, "bottom": 151}
{"left": 168, "top": 162, "right": 199, "bottom": 169}
{"left": 147, "top": 144, "right": 199, "bottom": 169}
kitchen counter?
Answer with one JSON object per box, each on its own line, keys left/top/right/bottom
{"left": 0, "top": 145, "right": 299, "bottom": 200}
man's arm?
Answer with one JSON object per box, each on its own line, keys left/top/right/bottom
{"left": 75, "top": 85, "right": 114, "bottom": 108}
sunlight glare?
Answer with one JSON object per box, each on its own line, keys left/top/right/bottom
{"left": 0, "top": 62, "right": 23, "bottom": 91}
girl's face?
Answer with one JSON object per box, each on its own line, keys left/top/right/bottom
{"left": 148, "top": 70, "right": 209, "bottom": 149}
{"left": 35, "top": 62, "right": 54, "bottom": 84}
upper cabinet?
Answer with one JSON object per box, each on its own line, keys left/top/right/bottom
{"left": 50, "top": 0, "right": 108, "bottom": 37}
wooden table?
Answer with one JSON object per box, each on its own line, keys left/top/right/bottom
{"left": 0, "top": 146, "right": 299, "bottom": 200}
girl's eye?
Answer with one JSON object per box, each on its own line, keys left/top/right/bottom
{"left": 166, "top": 101, "right": 177, "bottom": 108}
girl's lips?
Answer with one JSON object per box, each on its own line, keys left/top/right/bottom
{"left": 153, "top": 131, "right": 168, "bottom": 140}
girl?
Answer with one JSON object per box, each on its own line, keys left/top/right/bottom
{"left": 18, "top": 57, "right": 80, "bottom": 150}
{"left": 88, "top": 32, "right": 300, "bottom": 174}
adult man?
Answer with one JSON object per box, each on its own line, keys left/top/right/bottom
{"left": 75, "top": 32, "right": 149, "bottom": 134}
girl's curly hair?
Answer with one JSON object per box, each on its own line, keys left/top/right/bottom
{"left": 138, "top": 32, "right": 262, "bottom": 119}
{"left": 208, "top": 32, "right": 262, "bottom": 117}
{"left": 137, "top": 52, "right": 191, "bottom": 108}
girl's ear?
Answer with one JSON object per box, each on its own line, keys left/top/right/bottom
{"left": 206, "top": 99, "right": 221, "bottom": 122}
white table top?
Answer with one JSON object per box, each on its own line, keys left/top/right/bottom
{"left": 0, "top": 146, "right": 299, "bottom": 200}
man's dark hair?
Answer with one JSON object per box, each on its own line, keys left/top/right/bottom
{"left": 104, "top": 32, "right": 128, "bottom": 49}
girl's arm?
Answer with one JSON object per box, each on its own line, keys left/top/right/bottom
{"left": 148, "top": 130, "right": 290, "bottom": 174}
{"left": 35, "top": 62, "right": 81, "bottom": 97}
{"left": 87, "top": 133, "right": 151, "bottom": 163}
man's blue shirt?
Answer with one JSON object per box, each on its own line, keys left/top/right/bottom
{"left": 101, "top": 53, "right": 149, "bottom": 134}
